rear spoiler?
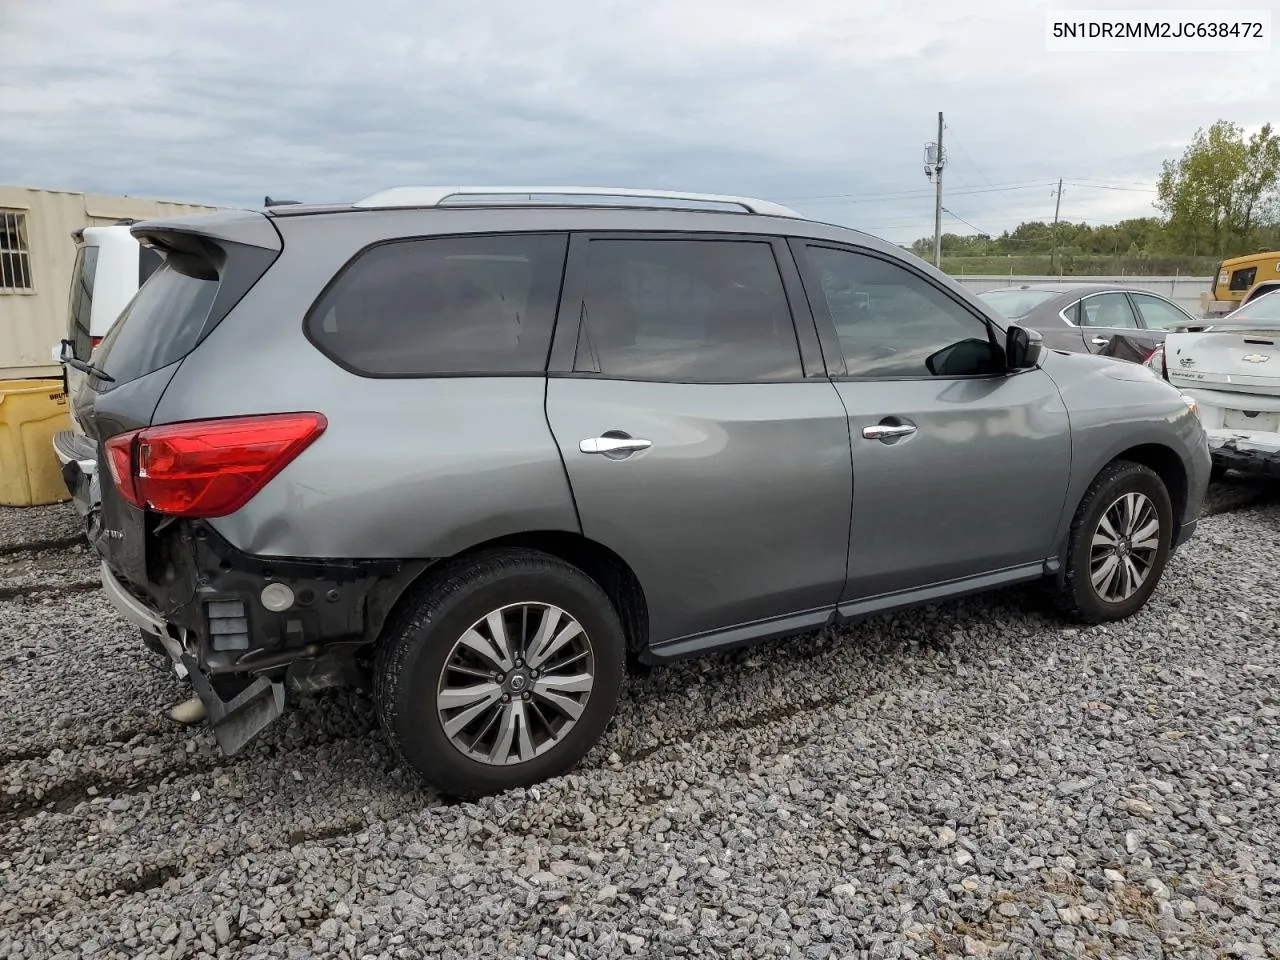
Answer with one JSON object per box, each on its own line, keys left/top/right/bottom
{"left": 69, "top": 219, "right": 141, "bottom": 243}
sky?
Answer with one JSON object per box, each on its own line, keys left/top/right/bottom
{"left": 0, "top": 0, "right": 1275, "bottom": 246}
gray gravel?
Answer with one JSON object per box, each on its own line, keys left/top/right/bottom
{"left": 1, "top": 481, "right": 1278, "bottom": 960}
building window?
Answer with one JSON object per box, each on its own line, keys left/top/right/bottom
{"left": 0, "top": 210, "right": 33, "bottom": 293}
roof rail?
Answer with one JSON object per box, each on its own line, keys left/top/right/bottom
{"left": 351, "top": 186, "right": 804, "bottom": 219}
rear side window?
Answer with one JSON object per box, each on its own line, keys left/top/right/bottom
{"left": 572, "top": 238, "right": 803, "bottom": 382}
{"left": 306, "top": 233, "right": 568, "bottom": 376}
{"left": 93, "top": 255, "right": 219, "bottom": 386}
{"left": 68, "top": 245, "right": 99, "bottom": 358}
{"left": 1130, "top": 293, "right": 1189, "bottom": 330}
{"left": 1080, "top": 293, "right": 1138, "bottom": 328}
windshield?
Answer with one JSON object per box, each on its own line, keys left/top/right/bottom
{"left": 978, "top": 289, "right": 1058, "bottom": 318}
{"left": 1227, "top": 290, "right": 1280, "bottom": 322}
{"left": 67, "top": 244, "right": 99, "bottom": 358}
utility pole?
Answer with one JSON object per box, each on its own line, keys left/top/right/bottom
{"left": 1050, "top": 178, "right": 1063, "bottom": 275}
{"left": 933, "top": 112, "right": 944, "bottom": 267}
{"left": 923, "top": 113, "right": 946, "bottom": 268}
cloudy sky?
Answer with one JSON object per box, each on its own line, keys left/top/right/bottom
{"left": 0, "top": 0, "right": 1274, "bottom": 245}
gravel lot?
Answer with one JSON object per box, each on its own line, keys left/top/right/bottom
{"left": 2, "top": 476, "right": 1278, "bottom": 960}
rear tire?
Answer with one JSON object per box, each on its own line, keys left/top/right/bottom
{"left": 375, "top": 549, "right": 625, "bottom": 799}
{"left": 1056, "top": 460, "right": 1173, "bottom": 624}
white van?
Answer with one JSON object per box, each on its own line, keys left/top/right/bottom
{"left": 53, "top": 222, "right": 164, "bottom": 372}
{"left": 51, "top": 223, "right": 163, "bottom": 499}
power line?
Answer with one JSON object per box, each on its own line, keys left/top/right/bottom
{"left": 947, "top": 134, "right": 997, "bottom": 188}
{"left": 779, "top": 179, "right": 1057, "bottom": 204}
{"left": 941, "top": 207, "right": 992, "bottom": 235}
{"left": 1062, "top": 180, "right": 1158, "bottom": 193}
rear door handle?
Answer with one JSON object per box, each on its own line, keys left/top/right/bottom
{"left": 1090, "top": 337, "right": 1111, "bottom": 346}
{"left": 862, "top": 423, "right": 917, "bottom": 440}
{"left": 580, "top": 435, "right": 652, "bottom": 456}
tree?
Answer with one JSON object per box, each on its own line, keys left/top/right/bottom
{"left": 1156, "top": 120, "right": 1280, "bottom": 256}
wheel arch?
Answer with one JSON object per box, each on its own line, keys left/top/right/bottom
{"left": 373, "top": 530, "right": 650, "bottom": 656}
{"left": 1053, "top": 439, "right": 1189, "bottom": 566}
{"left": 1106, "top": 443, "right": 1188, "bottom": 529}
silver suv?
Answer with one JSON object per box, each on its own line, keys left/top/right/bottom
{"left": 58, "top": 186, "right": 1211, "bottom": 798}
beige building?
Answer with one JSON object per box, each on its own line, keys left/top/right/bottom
{"left": 0, "top": 185, "right": 226, "bottom": 378}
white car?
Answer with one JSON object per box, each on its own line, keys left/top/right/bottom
{"left": 1148, "top": 290, "right": 1280, "bottom": 478}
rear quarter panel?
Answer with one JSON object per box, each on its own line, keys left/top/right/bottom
{"left": 151, "top": 212, "right": 580, "bottom": 560}
{"left": 1041, "top": 349, "right": 1210, "bottom": 548}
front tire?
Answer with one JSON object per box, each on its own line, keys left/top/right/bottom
{"left": 375, "top": 549, "right": 625, "bottom": 798}
{"left": 1057, "top": 460, "right": 1173, "bottom": 623}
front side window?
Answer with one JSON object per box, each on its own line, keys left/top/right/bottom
{"left": 307, "top": 233, "right": 568, "bottom": 376}
{"left": 573, "top": 238, "right": 803, "bottom": 382}
{"left": 1079, "top": 293, "right": 1137, "bottom": 329}
{"left": 800, "top": 245, "right": 999, "bottom": 378}
{"left": 1130, "top": 293, "right": 1190, "bottom": 330}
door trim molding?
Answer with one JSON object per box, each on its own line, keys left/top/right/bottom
{"left": 836, "top": 561, "right": 1049, "bottom": 621}
{"left": 643, "top": 606, "right": 836, "bottom": 663}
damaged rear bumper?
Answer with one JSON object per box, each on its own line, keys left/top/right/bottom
{"left": 100, "top": 560, "right": 286, "bottom": 753}
{"left": 1207, "top": 431, "right": 1280, "bottom": 478}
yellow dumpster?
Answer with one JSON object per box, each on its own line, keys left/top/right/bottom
{"left": 0, "top": 379, "right": 73, "bottom": 507}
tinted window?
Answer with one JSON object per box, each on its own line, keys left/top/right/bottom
{"left": 68, "top": 245, "right": 99, "bottom": 357}
{"left": 307, "top": 233, "right": 567, "bottom": 376}
{"left": 1079, "top": 293, "right": 1137, "bottom": 329}
{"left": 138, "top": 245, "right": 164, "bottom": 286}
{"left": 801, "top": 245, "right": 998, "bottom": 378}
{"left": 94, "top": 256, "right": 219, "bottom": 386}
{"left": 574, "top": 238, "right": 802, "bottom": 382}
{"left": 1130, "top": 293, "right": 1190, "bottom": 330}
{"left": 978, "top": 289, "right": 1057, "bottom": 318}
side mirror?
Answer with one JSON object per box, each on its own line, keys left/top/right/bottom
{"left": 1005, "top": 324, "right": 1043, "bottom": 370}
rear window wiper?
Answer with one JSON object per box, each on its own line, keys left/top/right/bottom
{"left": 66, "top": 357, "right": 116, "bottom": 383}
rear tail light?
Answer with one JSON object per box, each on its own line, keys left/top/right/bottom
{"left": 103, "top": 413, "right": 327, "bottom": 517}
{"left": 1142, "top": 343, "right": 1168, "bottom": 380}
{"left": 90, "top": 336, "right": 103, "bottom": 350}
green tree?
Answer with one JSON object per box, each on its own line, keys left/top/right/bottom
{"left": 1156, "top": 120, "right": 1280, "bottom": 256}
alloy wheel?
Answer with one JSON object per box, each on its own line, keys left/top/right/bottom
{"left": 436, "top": 602, "right": 595, "bottom": 765}
{"left": 1089, "top": 491, "right": 1160, "bottom": 603}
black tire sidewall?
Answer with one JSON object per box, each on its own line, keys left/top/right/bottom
{"left": 1068, "top": 463, "right": 1173, "bottom": 622}
{"left": 379, "top": 555, "right": 625, "bottom": 797}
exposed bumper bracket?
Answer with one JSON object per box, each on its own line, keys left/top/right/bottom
{"left": 182, "top": 654, "right": 286, "bottom": 755}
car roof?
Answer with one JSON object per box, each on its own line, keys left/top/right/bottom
{"left": 128, "top": 187, "right": 913, "bottom": 261}
{"left": 981, "top": 282, "right": 1143, "bottom": 296}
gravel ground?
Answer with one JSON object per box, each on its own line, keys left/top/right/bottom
{"left": 1, "top": 479, "right": 1278, "bottom": 960}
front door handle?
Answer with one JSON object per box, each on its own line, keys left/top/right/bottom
{"left": 862, "top": 423, "right": 917, "bottom": 441}
{"left": 1090, "top": 337, "right": 1111, "bottom": 346}
{"left": 580, "top": 434, "right": 652, "bottom": 456}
